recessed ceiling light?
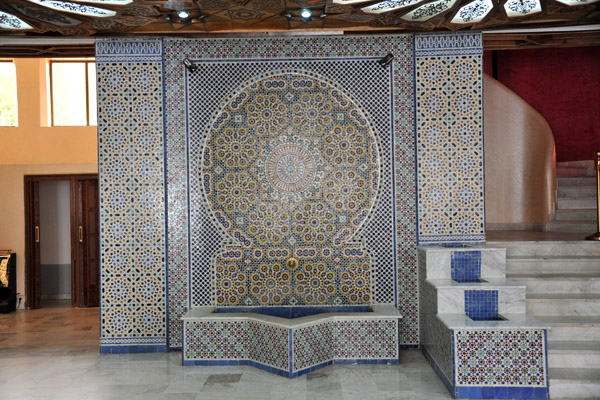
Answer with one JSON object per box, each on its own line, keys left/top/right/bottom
{"left": 300, "top": 9, "right": 312, "bottom": 19}
{"left": 177, "top": 10, "right": 190, "bottom": 19}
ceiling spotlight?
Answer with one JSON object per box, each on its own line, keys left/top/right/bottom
{"left": 183, "top": 58, "right": 198, "bottom": 73}
{"left": 300, "top": 9, "right": 312, "bottom": 19}
{"left": 378, "top": 53, "right": 394, "bottom": 68}
{"left": 177, "top": 10, "right": 190, "bottom": 19}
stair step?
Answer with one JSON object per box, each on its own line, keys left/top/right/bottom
{"left": 558, "top": 186, "right": 597, "bottom": 198}
{"left": 536, "top": 316, "right": 600, "bottom": 342}
{"left": 548, "top": 341, "right": 600, "bottom": 369}
{"left": 506, "top": 256, "right": 600, "bottom": 275}
{"left": 558, "top": 176, "right": 597, "bottom": 187}
{"left": 557, "top": 160, "right": 595, "bottom": 169}
{"left": 527, "top": 293, "right": 600, "bottom": 316}
{"left": 549, "top": 368, "right": 600, "bottom": 399}
{"left": 557, "top": 167, "right": 596, "bottom": 177}
{"left": 489, "top": 241, "right": 600, "bottom": 257}
{"left": 505, "top": 274, "right": 600, "bottom": 294}
{"left": 555, "top": 209, "right": 597, "bottom": 221}
{"left": 557, "top": 197, "right": 597, "bottom": 210}
{"left": 545, "top": 221, "right": 597, "bottom": 233}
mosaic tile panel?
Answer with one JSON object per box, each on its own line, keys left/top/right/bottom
{"left": 97, "top": 38, "right": 166, "bottom": 348}
{"left": 163, "top": 35, "right": 417, "bottom": 347}
{"left": 199, "top": 70, "right": 378, "bottom": 307}
{"left": 419, "top": 255, "right": 454, "bottom": 383}
{"left": 414, "top": 32, "right": 485, "bottom": 245}
{"left": 451, "top": 250, "right": 482, "bottom": 282}
{"left": 454, "top": 330, "right": 547, "bottom": 387}
{"left": 292, "top": 322, "right": 334, "bottom": 372}
{"left": 464, "top": 290, "right": 499, "bottom": 321}
{"left": 183, "top": 320, "right": 248, "bottom": 360}
{"left": 333, "top": 320, "right": 399, "bottom": 359}
{"left": 248, "top": 321, "right": 289, "bottom": 371}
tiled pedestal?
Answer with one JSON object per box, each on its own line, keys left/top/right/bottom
{"left": 419, "top": 246, "right": 550, "bottom": 399}
{"left": 182, "top": 306, "right": 402, "bottom": 378}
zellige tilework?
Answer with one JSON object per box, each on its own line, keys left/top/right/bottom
{"left": 162, "top": 35, "right": 418, "bottom": 347}
{"left": 414, "top": 33, "right": 485, "bottom": 245}
{"left": 97, "top": 38, "right": 166, "bottom": 350}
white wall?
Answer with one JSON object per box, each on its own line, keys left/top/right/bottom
{"left": 39, "top": 180, "right": 71, "bottom": 297}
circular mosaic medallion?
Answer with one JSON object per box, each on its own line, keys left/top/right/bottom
{"left": 266, "top": 145, "right": 315, "bottom": 193}
{"left": 202, "top": 70, "right": 381, "bottom": 307}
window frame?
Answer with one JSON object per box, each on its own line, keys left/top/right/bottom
{"left": 0, "top": 59, "right": 18, "bottom": 127}
{"left": 49, "top": 59, "right": 96, "bottom": 127}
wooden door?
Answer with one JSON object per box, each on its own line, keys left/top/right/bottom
{"left": 25, "top": 179, "right": 41, "bottom": 309}
{"left": 76, "top": 179, "right": 99, "bottom": 307}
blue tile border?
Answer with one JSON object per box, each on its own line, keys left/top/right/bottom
{"left": 422, "top": 344, "right": 454, "bottom": 395}
{"left": 422, "top": 342, "right": 549, "bottom": 399}
{"left": 454, "top": 385, "right": 548, "bottom": 399}
{"left": 400, "top": 344, "right": 419, "bottom": 349}
{"left": 100, "top": 345, "right": 168, "bottom": 354}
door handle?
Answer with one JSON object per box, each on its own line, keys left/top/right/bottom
{"left": 35, "top": 226, "right": 40, "bottom": 243}
{"left": 79, "top": 226, "right": 83, "bottom": 243}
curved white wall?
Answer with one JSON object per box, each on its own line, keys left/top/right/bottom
{"left": 484, "top": 74, "right": 556, "bottom": 226}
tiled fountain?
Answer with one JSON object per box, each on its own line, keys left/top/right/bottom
{"left": 419, "top": 246, "right": 550, "bottom": 399}
{"left": 181, "top": 70, "right": 402, "bottom": 377}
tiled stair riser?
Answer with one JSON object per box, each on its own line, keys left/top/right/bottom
{"left": 418, "top": 247, "right": 550, "bottom": 400}
{"left": 182, "top": 313, "right": 400, "bottom": 378}
{"left": 420, "top": 248, "right": 506, "bottom": 281}
{"left": 435, "top": 286, "right": 526, "bottom": 316}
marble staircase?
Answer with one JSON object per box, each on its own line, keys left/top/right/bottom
{"left": 488, "top": 240, "right": 600, "bottom": 399}
{"left": 547, "top": 160, "right": 597, "bottom": 233}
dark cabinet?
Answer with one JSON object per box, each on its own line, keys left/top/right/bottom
{"left": 0, "top": 253, "right": 16, "bottom": 313}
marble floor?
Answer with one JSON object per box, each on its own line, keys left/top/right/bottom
{"left": 0, "top": 302, "right": 452, "bottom": 400}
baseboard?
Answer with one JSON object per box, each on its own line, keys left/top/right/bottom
{"left": 486, "top": 223, "right": 544, "bottom": 231}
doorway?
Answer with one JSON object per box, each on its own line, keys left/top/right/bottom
{"left": 25, "top": 174, "right": 99, "bottom": 309}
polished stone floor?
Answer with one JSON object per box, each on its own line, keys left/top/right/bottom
{"left": 0, "top": 301, "right": 452, "bottom": 400}
{"left": 486, "top": 230, "right": 589, "bottom": 242}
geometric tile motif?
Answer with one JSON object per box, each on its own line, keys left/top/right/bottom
{"left": 454, "top": 330, "right": 547, "bottom": 386}
{"left": 419, "top": 261, "right": 454, "bottom": 382}
{"left": 199, "top": 70, "right": 379, "bottom": 307}
{"left": 96, "top": 38, "right": 166, "bottom": 347}
{"left": 182, "top": 315, "right": 400, "bottom": 377}
{"left": 414, "top": 32, "right": 485, "bottom": 245}
{"left": 163, "top": 35, "right": 417, "bottom": 347}
{"left": 292, "top": 322, "right": 333, "bottom": 372}
{"left": 332, "top": 319, "right": 399, "bottom": 359}
{"left": 248, "top": 321, "right": 289, "bottom": 371}
{"left": 183, "top": 320, "right": 248, "bottom": 360}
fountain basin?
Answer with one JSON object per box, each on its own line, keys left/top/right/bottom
{"left": 213, "top": 305, "right": 373, "bottom": 319}
{"left": 182, "top": 305, "right": 402, "bottom": 377}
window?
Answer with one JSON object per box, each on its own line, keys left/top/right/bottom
{"left": 50, "top": 60, "right": 97, "bottom": 126}
{"left": 0, "top": 61, "right": 18, "bottom": 127}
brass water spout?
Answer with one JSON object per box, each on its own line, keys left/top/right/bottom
{"left": 286, "top": 257, "right": 299, "bottom": 271}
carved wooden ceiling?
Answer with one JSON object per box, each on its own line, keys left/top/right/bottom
{"left": 0, "top": 0, "right": 598, "bottom": 37}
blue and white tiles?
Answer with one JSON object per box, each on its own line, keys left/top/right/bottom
{"left": 418, "top": 246, "right": 550, "bottom": 399}
{"left": 182, "top": 306, "right": 401, "bottom": 377}
{"left": 161, "top": 35, "right": 418, "bottom": 348}
{"left": 414, "top": 33, "right": 485, "bottom": 245}
{"left": 95, "top": 33, "right": 490, "bottom": 371}
{"left": 96, "top": 38, "right": 167, "bottom": 352}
